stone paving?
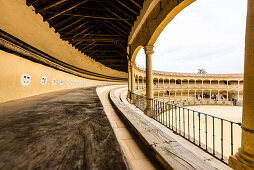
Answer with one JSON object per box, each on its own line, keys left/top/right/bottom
{"left": 0, "top": 87, "right": 127, "bottom": 169}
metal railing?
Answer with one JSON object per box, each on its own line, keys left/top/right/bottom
{"left": 129, "top": 91, "right": 242, "bottom": 164}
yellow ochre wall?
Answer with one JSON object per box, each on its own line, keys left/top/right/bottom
{"left": 0, "top": 50, "right": 118, "bottom": 103}
{"left": 0, "top": 0, "right": 127, "bottom": 79}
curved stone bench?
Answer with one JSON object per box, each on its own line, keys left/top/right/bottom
{"left": 109, "top": 88, "right": 221, "bottom": 170}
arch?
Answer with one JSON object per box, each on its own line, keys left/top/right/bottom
{"left": 130, "top": 0, "right": 195, "bottom": 60}
{"left": 131, "top": 45, "right": 143, "bottom": 63}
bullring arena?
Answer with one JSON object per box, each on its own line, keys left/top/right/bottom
{"left": 132, "top": 65, "right": 243, "bottom": 162}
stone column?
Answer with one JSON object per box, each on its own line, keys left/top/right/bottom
{"left": 229, "top": 1, "right": 254, "bottom": 168}
{"left": 227, "top": 80, "right": 229, "bottom": 89}
{"left": 210, "top": 80, "right": 212, "bottom": 88}
{"left": 210, "top": 90, "right": 212, "bottom": 101}
{"left": 227, "top": 91, "right": 229, "bottom": 101}
{"left": 195, "top": 80, "right": 196, "bottom": 88}
{"left": 137, "top": 76, "right": 139, "bottom": 90}
{"left": 194, "top": 90, "right": 196, "bottom": 101}
{"left": 238, "top": 91, "right": 240, "bottom": 101}
{"left": 175, "top": 79, "right": 176, "bottom": 89}
{"left": 128, "top": 61, "right": 131, "bottom": 99}
{"left": 130, "top": 62, "right": 135, "bottom": 103}
{"left": 201, "top": 90, "right": 203, "bottom": 101}
{"left": 187, "top": 90, "right": 189, "bottom": 101}
{"left": 144, "top": 45, "right": 154, "bottom": 117}
{"left": 218, "top": 80, "right": 220, "bottom": 89}
{"left": 238, "top": 80, "right": 240, "bottom": 89}
{"left": 188, "top": 80, "right": 189, "bottom": 88}
{"left": 169, "top": 79, "right": 170, "bottom": 89}
{"left": 142, "top": 77, "right": 144, "bottom": 89}
{"left": 201, "top": 80, "right": 203, "bottom": 88}
{"left": 218, "top": 90, "right": 220, "bottom": 101}
{"left": 181, "top": 90, "right": 183, "bottom": 102}
{"left": 163, "top": 79, "right": 165, "bottom": 89}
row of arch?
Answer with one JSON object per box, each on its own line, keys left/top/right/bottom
{"left": 134, "top": 75, "right": 244, "bottom": 90}
{"left": 138, "top": 89, "right": 243, "bottom": 104}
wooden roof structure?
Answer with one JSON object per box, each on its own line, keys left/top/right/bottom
{"left": 26, "top": 0, "right": 144, "bottom": 72}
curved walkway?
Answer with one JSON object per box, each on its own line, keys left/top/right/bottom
{"left": 97, "top": 85, "right": 157, "bottom": 170}
{"left": 0, "top": 87, "right": 127, "bottom": 169}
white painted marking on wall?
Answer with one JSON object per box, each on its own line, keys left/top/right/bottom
{"left": 60, "top": 80, "right": 64, "bottom": 85}
{"left": 20, "top": 74, "right": 31, "bottom": 86}
{"left": 52, "top": 78, "right": 56, "bottom": 85}
{"left": 67, "top": 80, "right": 69, "bottom": 85}
{"left": 71, "top": 80, "right": 73, "bottom": 85}
{"left": 41, "top": 76, "right": 47, "bottom": 85}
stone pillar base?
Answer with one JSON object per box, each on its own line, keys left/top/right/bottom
{"left": 144, "top": 108, "right": 153, "bottom": 118}
{"left": 229, "top": 149, "right": 254, "bottom": 170}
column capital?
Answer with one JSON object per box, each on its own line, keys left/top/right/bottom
{"left": 144, "top": 45, "right": 154, "bottom": 55}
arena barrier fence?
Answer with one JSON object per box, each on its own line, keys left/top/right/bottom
{"left": 129, "top": 91, "right": 242, "bottom": 165}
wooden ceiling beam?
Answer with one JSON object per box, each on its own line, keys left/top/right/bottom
{"left": 79, "top": 42, "right": 97, "bottom": 51}
{"left": 65, "top": 20, "right": 90, "bottom": 34}
{"left": 42, "top": 11, "right": 131, "bottom": 21}
{"left": 108, "top": 1, "right": 135, "bottom": 20}
{"left": 53, "top": 16, "right": 76, "bottom": 29}
{"left": 60, "top": 33, "right": 125, "bottom": 37}
{"left": 85, "top": 47, "right": 104, "bottom": 56}
{"left": 82, "top": 45, "right": 98, "bottom": 53}
{"left": 76, "top": 43, "right": 116, "bottom": 46}
{"left": 71, "top": 29, "right": 97, "bottom": 46}
{"left": 130, "top": 0, "right": 142, "bottom": 8}
{"left": 57, "top": 18, "right": 84, "bottom": 32}
{"left": 62, "top": 37, "right": 125, "bottom": 42}
{"left": 104, "top": 21, "right": 128, "bottom": 35}
{"left": 36, "top": 0, "right": 68, "bottom": 13}
{"left": 115, "top": 0, "right": 138, "bottom": 15}
{"left": 98, "top": 3, "right": 132, "bottom": 27}
{"left": 44, "top": 0, "right": 89, "bottom": 21}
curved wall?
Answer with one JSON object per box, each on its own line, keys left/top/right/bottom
{"left": 0, "top": 50, "right": 119, "bottom": 103}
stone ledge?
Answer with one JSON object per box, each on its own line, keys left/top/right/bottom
{"left": 109, "top": 88, "right": 217, "bottom": 170}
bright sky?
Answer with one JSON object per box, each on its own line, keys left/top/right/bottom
{"left": 135, "top": 0, "right": 248, "bottom": 74}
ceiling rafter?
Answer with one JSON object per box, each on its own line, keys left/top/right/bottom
{"left": 62, "top": 37, "right": 125, "bottom": 42}
{"left": 57, "top": 18, "right": 84, "bottom": 32}
{"left": 59, "top": 33, "right": 125, "bottom": 37}
{"left": 64, "top": 20, "right": 91, "bottom": 34}
{"left": 115, "top": 0, "right": 138, "bottom": 16}
{"left": 98, "top": 3, "right": 132, "bottom": 27}
{"left": 36, "top": 0, "right": 69, "bottom": 13}
{"left": 42, "top": 11, "right": 132, "bottom": 21}
{"left": 130, "top": 0, "right": 142, "bottom": 8}
{"left": 107, "top": 1, "right": 135, "bottom": 21}
{"left": 104, "top": 21, "right": 129, "bottom": 35}
{"left": 44, "top": 0, "right": 89, "bottom": 21}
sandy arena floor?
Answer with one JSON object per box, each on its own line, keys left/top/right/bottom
{"left": 187, "top": 105, "right": 242, "bottom": 122}
{"left": 156, "top": 105, "right": 242, "bottom": 161}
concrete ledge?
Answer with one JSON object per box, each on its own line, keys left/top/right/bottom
{"left": 109, "top": 88, "right": 218, "bottom": 170}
